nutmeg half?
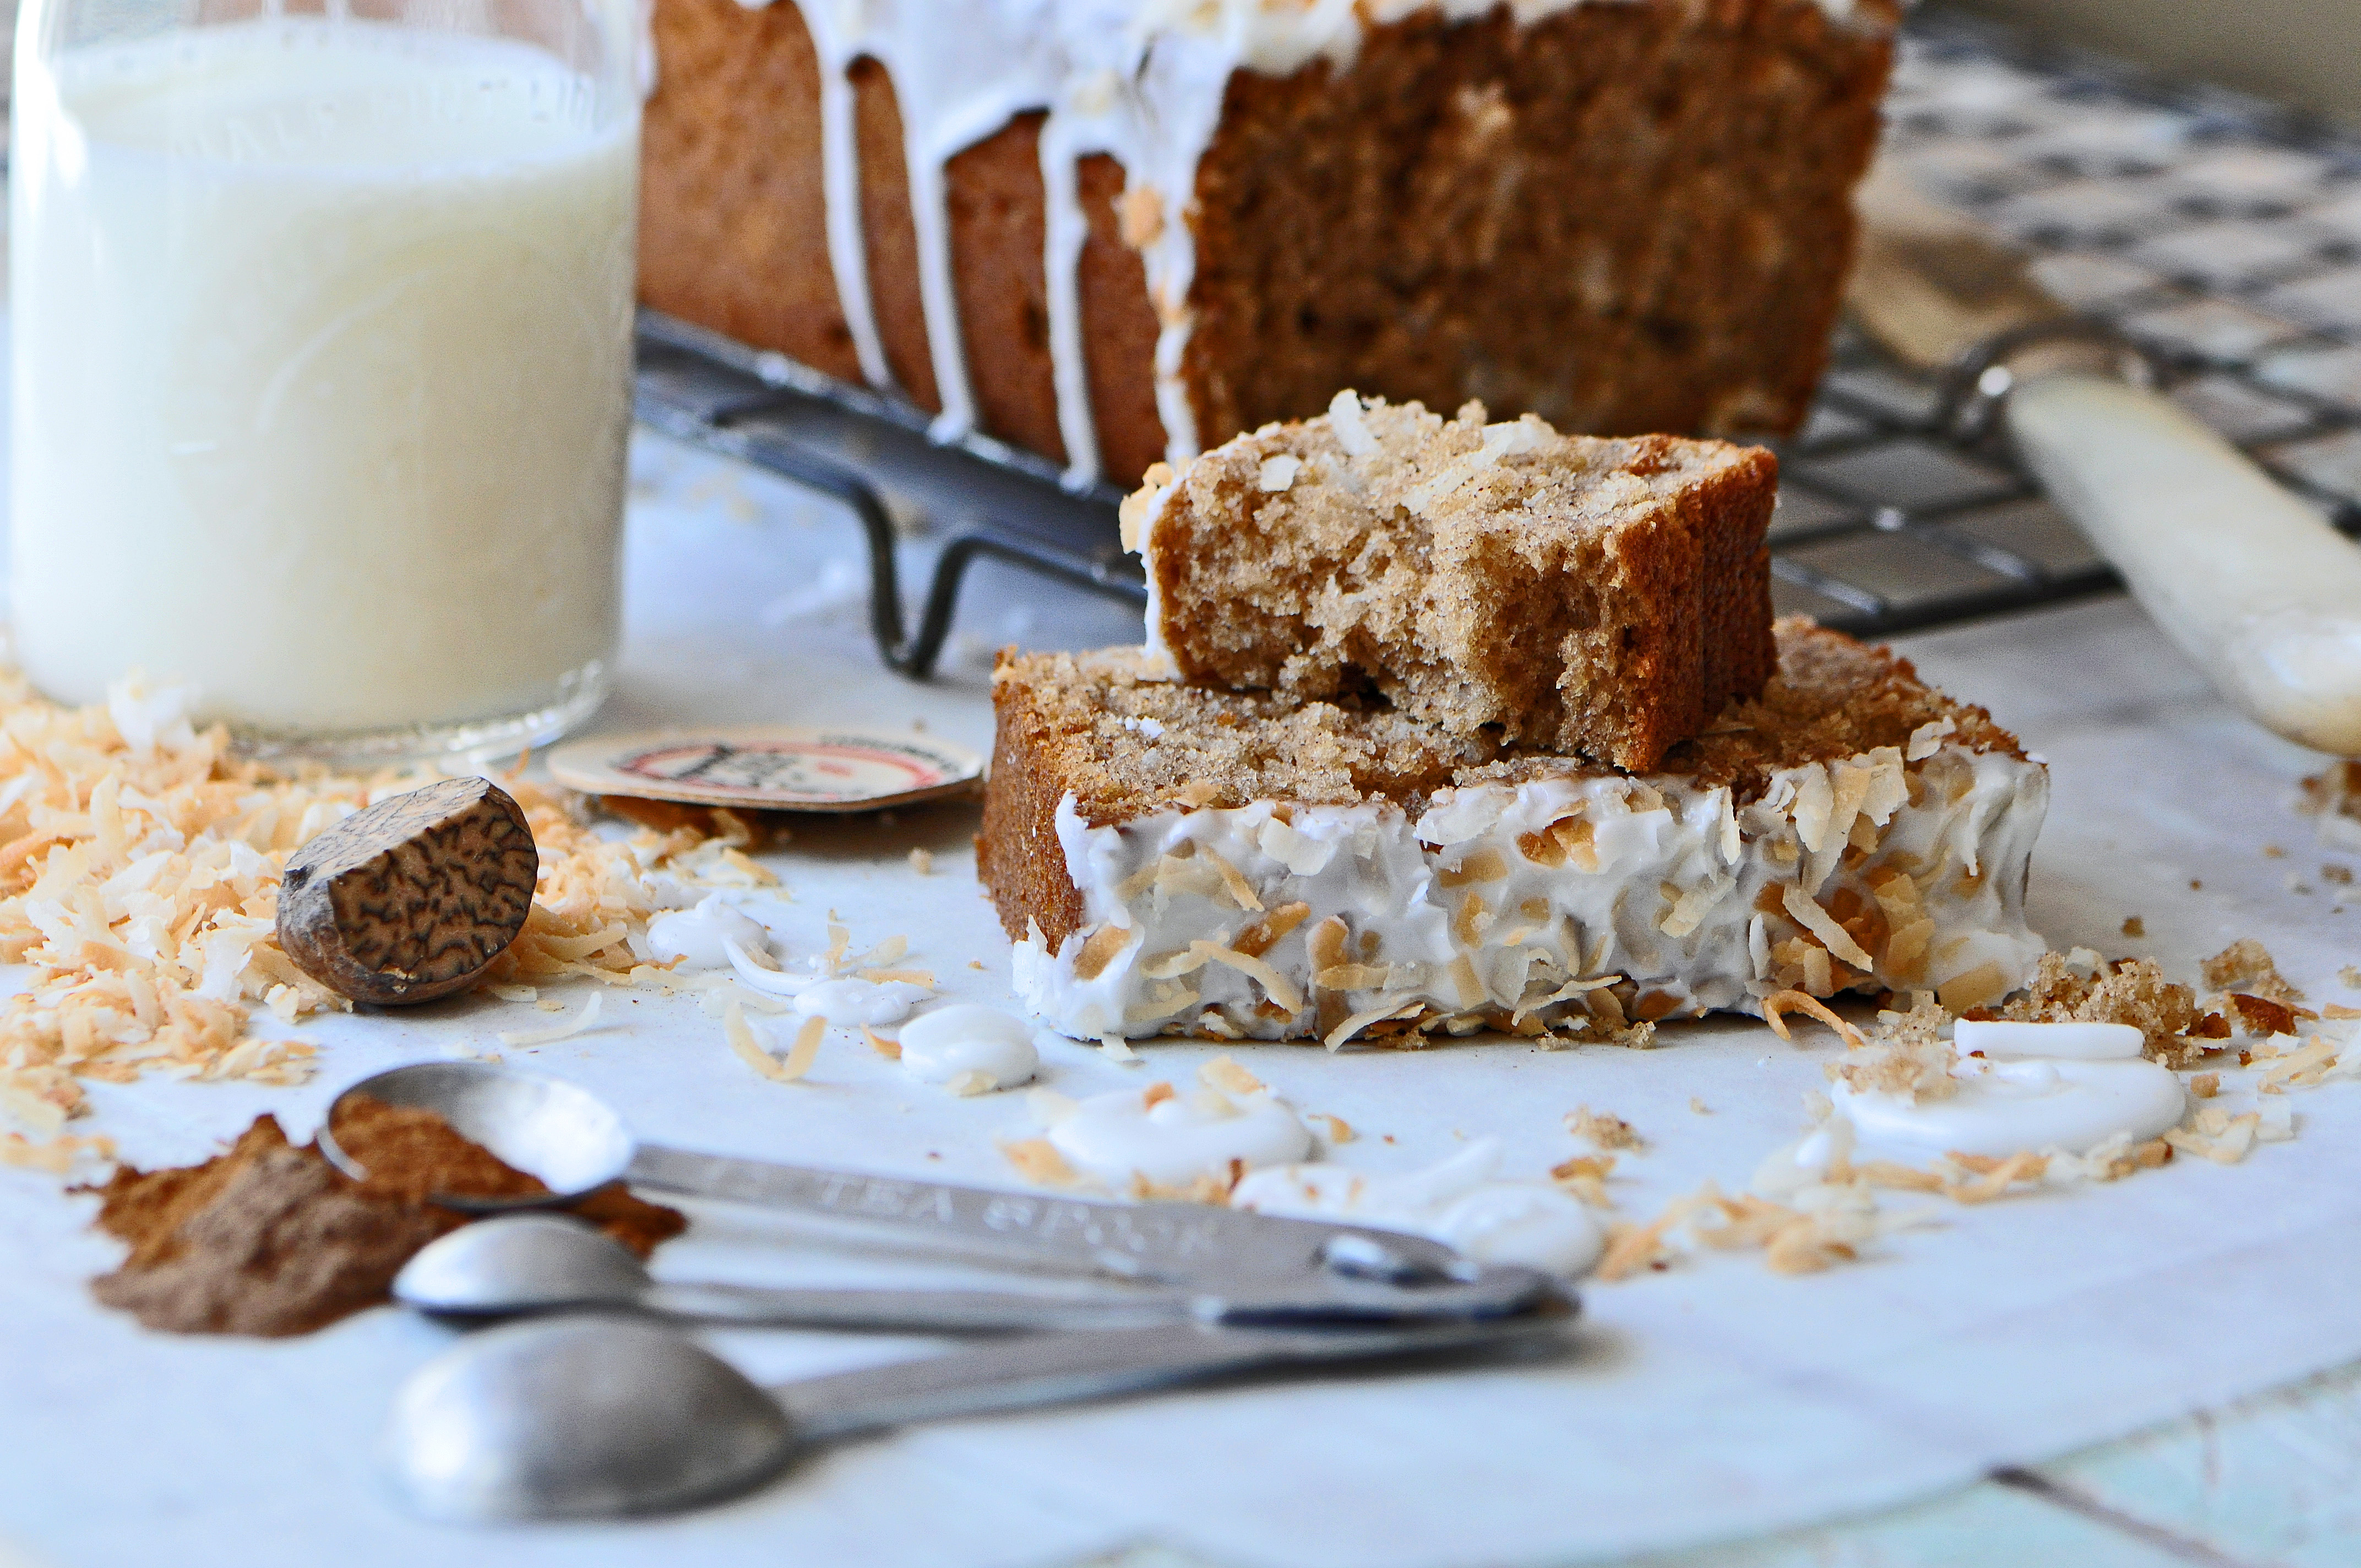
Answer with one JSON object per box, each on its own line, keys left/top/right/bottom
{"left": 277, "top": 776, "right": 537, "bottom": 1005}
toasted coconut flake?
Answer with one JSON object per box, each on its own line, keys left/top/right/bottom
{"left": 1195, "top": 941, "right": 1304, "bottom": 1015}
{"left": 1435, "top": 847, "right": 1509, "bottom": 888}
{"left": 1003, "top": 1136, "right": 1081, "bottom": 1186}
{"left": 1323, "top": 999, "right": 1423, "bottom": 1052}
{"left": 1941, "top": 1150, "right": 2047, "bottom": 1204}
{"left": 1936, "top": 961, "right": 2008, "bottom": 1014}
{"left": 496, "top": 992, "right": 603, "bottom": 1048}
{"left": 1200, "top": 846, "right": 1263, "bottom": 912}
{"left": 1099, "top": 1032, "right": 1141, "bottom": 1063}
{"left": 1761, "top": 990, "right": 1869, "bottom": 1050}
{"left": 1780, "top": 884, "right": 1875, "bottom": 971}
{"left": 943, "top": 1069, "right": 994, "bottom": 1097}
{"left": 862, "top": 1025, "right": 901, "bottom": 1060}
{"left": 1200, "top": 1055, "right": 1265, "bottom": 1096}
{"left": 1311, "top": 1113, "right": 1354, "bottom": 1144}
{"left": 1073, "top": 923, "right": 1134, "bottom": 982}
{"left": 1232, "top": 901, "right": 1310, "bottom": 959}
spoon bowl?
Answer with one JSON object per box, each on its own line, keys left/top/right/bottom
{"left": 395, "top": 1214, "right": 649, "bottom": 1318}
{"left": 386, "top": 1316, "right": 799, "bottom": 1521}
{"left": 320, "top": 1061, "right": 634, "bottom": 1212}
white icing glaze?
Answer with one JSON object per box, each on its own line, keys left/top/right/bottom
{"left": 732, "top": 0, "right": 1885, "bottom": 485}
{"left": 1954, "top": 1019, "right": 2144, "bottom": 1061}
{"left": 899, "top": 1003, "right": 1040, "bottom": 1089}
{"left": 795, "top": 975, "right": 931, "bottom": 1023}
{"left": 1232, "top": 1137, "right": 1603, "bottom": 1275}
{"left": 1831, "top": 1054, "right": 2185, "bottom": 1160}
{"left": 1013, "top": 741, "right": 2048, "bottom": 1042}
{"left": 1045, "top": 1080, "right": 1312, "bottom": 1186}
{"left": 647, "top": 895, "right": 773, "bottom": 970}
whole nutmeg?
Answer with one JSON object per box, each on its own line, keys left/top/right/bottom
{"left": 277, "top": 777, "right": 538, "bottom": 1005}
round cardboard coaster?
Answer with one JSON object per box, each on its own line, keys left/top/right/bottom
{"left": 547, "top": 727, "right": 984, "bottom": 813}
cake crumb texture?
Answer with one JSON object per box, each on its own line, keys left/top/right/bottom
{"left": 1137, "top": 395, "right": 1776, "bottom": 769}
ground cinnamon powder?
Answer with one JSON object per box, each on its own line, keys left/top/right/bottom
{"left": 85, "top": 1099, "right": 684, "bottom": 1337}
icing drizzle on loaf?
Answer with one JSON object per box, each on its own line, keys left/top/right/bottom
{"left": 728, "top": 0, "right": 1880, "bottom": 486}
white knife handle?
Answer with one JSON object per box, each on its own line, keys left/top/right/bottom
{"left": 2005, "top": 373, "right": 2361, "bottom": 756}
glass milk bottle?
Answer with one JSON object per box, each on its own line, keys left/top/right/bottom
{"left": 10, "top": 0, "right": 639, "bottom": 764}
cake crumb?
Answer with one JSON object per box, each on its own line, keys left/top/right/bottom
{"left": 2265, "top": 845, "right": 2287, "bottom": 859}
{"left": 2121, "top": 916, "right": 2146, "bottom": 938}
{"left": 2228, "top": 993, "right": 2298, "bottom": 1038}
{"left": 1690, "top": 1097, "right": 1711, "bottom": 1115}
{"left": 2190, "top": 1071, "right": 2220, "bottom": 1097}
{"left": 1311, "top": 1113, "right": 1355, "bottom": 1144}
{"left": 2005, "top": 950, "right": 2218, "bottom": 1066}
{"left": 2202, "top": 938, "right": 2300, "bottom": 1003}
{"left": 1568, "top": 1106, "right": 1645, "bottom": 1151}
{"left": 908, "top": 847, "right": 934, "bottom": 874}
{"left": 2325, "top": 865, "right": 2353, "bottom": 885}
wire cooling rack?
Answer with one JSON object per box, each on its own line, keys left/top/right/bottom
{"left": 632, "top": 4, "right": 2361, "bottom": 676}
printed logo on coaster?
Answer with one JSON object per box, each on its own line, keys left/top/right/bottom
{"left": 547, "top": 727, "right": 984, "bottom": 813}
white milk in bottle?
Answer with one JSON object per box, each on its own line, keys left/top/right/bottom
{"left": 9, "top": 16, "right": 637, "bottom": 744}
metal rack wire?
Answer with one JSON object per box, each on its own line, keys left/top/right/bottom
{"left": 633, "top": 5, "right": 2361, "bottom": 674}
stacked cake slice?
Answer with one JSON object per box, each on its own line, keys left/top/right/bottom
{"left": 981, "top": 396, "right": 2047, "bottom": 1045}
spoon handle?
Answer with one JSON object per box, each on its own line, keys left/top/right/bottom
{"left": 638, "top": 1280, "right": 1195, "bottom": 1333}
{"left": 623, "top": 1141, "right": 1279, "bottom": 1283}
{"left": 775, "top": 1311, "right": 1574, "bottom": 1444}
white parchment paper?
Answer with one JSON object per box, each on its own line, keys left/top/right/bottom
{"left": 3, "top": 431, "right": 2358, "bottom": 1568}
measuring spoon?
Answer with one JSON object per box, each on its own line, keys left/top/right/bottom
{"left": 395, "top": 1213, "right": 1207, "bottom": 1331}
{"left": 386, "top": 1304, "right": 1576, "bottom": 1521}
{"left": 320, "top": 1061, "right": 1544, "bottom": 1320}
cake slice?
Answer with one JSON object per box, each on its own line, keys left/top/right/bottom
{"left": 1122, "top": 395, "right": 1777, "bottom": 771}
{"left": 980, "top": 619, "right": 2047, "bottom": 1046}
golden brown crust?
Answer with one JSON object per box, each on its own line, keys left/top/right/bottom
{"left": 948, "top": 113, "right": 1068, "bottom": 463}
{"left": 980, "top": 618, "right": 2021, "bottom": 950}
{"left": 638, "top": 0, "right": 860, "bottom": 379}
{"left": 851, "top": 57, "right": 939, "bottom": 411}
{"left": 1078, "top": 153, "right": 1170, "bottom": 482}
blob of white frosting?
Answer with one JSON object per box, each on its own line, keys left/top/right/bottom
{"left": 647, "top": 895, "right": 773, "bottom": 970}
{"left": 1232, "top": 1138, "right": 1603, "bottom": 1276}
{"left": 1953, "top": 1019, "right": 2144, "bottom": 1060}
{"left": 899, "top": 1004, "right": 1040, "bottom": 1090}
{"left": 793, "top": 976, "right": 932, "bottom": 1025}
{"left": 1831, "top": 1055, "right": 2185, "bottom": 1159}
{"left": 1047, "top": 1081, "right": 1312, "bottom": 1188}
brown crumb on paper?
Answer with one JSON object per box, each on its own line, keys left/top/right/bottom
{"left": 2121, "top": 916, "right": 2146, "bottom": 939}
{"left": 1567, "top": 1106, "right": 1645, "bottom": 1151}
{"left": 2201, "top": 938, "right": 2301, "bottom": 1003}
{"left": 2004, "top": 951, "right": 2218, "bottom": 1066}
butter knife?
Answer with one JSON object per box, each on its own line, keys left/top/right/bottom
{"left": 1847, "top": 160, "right": 2361, "bottom": 758}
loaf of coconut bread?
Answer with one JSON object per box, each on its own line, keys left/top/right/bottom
{"left": 980, "top": 618, "right": 2049, "bottom": 1045}
{"left": 639, "top": 0, "right": 1899, "bottom": 487}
